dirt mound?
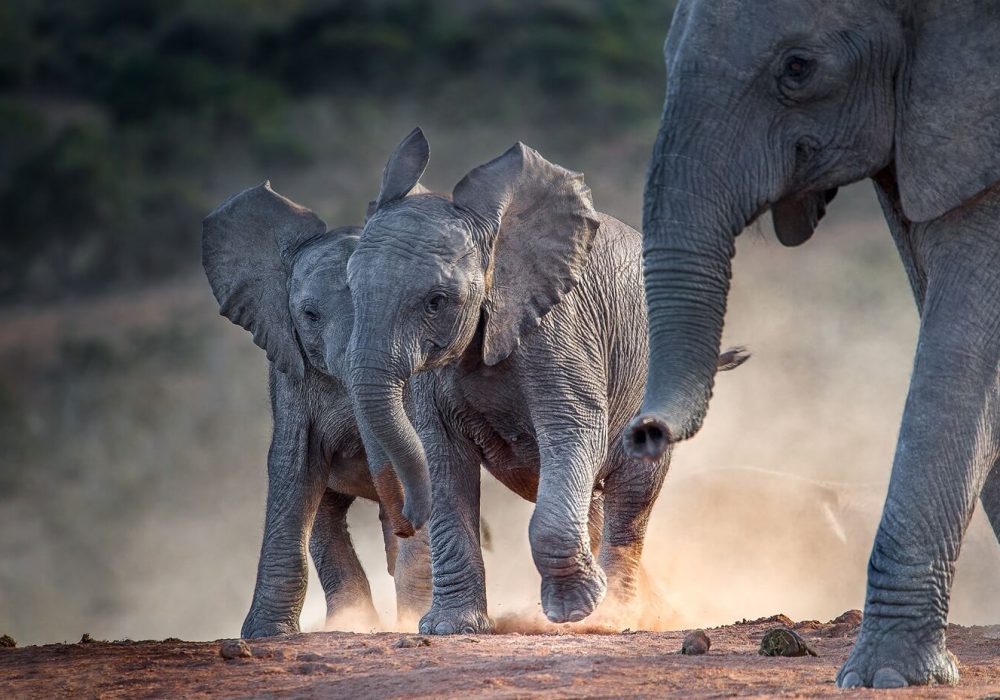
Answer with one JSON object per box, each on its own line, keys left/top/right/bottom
{"left": 2, "top": 615, "right": 998, "bottom": 698}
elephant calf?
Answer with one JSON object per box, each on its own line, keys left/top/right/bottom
{"left": 345, "top": 128, "right": 747, "bottom": 633}
{"left": 202, "top": 183, "right": 431, "bottom": 638}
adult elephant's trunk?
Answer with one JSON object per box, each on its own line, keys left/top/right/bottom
{"left": 624, "top": 119, "right": 747, "bottom": 460}
{"left": 349, "top": 358, "right": 432, "bottom": 535}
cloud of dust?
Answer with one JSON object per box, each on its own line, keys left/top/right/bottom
{"left": 4, "top": 132, "right": 999, "bottom": 648}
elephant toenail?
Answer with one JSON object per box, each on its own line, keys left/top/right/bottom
{"left": 872, "top": 668, "right": 908, "bottom": 689}
{"left": 434, "top": 621, "right": 455, "bottom": 635}
{"left": 568, "top": 609, "right": 588, "bottom": 622}
{"left": 838, "top": 671, "right": 863, "bottom": 688}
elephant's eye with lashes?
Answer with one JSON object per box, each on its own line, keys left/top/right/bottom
{"left": 782, "top": 55, "right": 814, "bottom": 83}
{"left": 424, "top": 292, "right": 447, "bottom": 317}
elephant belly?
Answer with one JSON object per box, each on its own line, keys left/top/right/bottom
{"left": 326, "top": 452, "right": 379, "bottom": 502}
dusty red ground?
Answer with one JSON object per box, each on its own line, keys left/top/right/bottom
{"left": 2, "top": 614, "right": 999, "bottom": 698}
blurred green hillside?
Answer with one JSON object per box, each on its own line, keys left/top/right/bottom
{"left": 0, "top": 0, "right": 674, "bottom": 303}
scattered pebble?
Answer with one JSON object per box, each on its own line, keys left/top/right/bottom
{"left": 758, "top": 628, "right": 818, "bottom": 658}
{"left": 297, "top": 652, "right": 324, "bottom": 662}
{"left": 294, "top": 662, "right": 328, "bottom": 675}
{"left": 0, "top": 635, "right": 15, "bottom": 649}
{"left": 219, "top": 639, "right": 253, "bottom": 660}
{"left": 394, "top": 636, "right": 431, "bottom": 649}
{"left": 681, "top": 630, "right": 711, "bottom": 655}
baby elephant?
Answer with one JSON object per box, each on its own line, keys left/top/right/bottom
{"left": 203, "top": 183, "right": 431, "bottom": 638}
{"left": 345, "top": 129, "right": 747, "bottom": 633}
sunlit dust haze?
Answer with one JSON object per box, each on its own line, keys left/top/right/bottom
{"left": 3, "top": 118, "right": 999, "bottom": 645}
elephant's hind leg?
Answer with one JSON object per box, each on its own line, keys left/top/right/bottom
{"left": 597, "top": 448, "right": 668, "bottom": 613}
{"left": 310, "top": 489, "right": 380, "bottom": 630}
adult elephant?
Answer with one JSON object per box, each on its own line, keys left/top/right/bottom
{"left": 622, "top": 0, "right": 1000, "bottom": 689}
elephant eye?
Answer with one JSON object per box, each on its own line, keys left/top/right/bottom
{"left": 783, "top": 55, "right": 813, "bottom": 82}
{"left": 424, "top": 292, "right": 447, "bottom": 317}
{"left": 303, "top": 307, "right": 320, "bottom": 325}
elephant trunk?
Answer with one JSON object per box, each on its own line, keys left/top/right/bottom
{"left": 349, "top": 359, "right": 432, "bottom": 535}
{"left": 624, "top": 120, "right": 746, "bottom": 461}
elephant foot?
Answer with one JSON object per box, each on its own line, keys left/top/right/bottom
{"left": 418, "top": 605, "right": 493, "bottom": 635}
{"left": 836, "top": 622, "right": 958, "bottom": 688}
{"left": 240, "top": 613, "right": 299, "bottom": 639}
{"left": 541, "top": 565, "right": 608, "bottom": 623}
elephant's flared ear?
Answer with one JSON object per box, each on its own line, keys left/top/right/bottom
{"left": 453, "top": 143, "right": 601, "bottom": 366}
{"left": 771, "top": 189, "right": 838, "bottom": 247}
{"left": 202, "top": 182, "right": 327, "bottom": 378}
{"left": 372, "top": 128, "right": 430, "bottom": 213}
{"left": 896, "top": 6, "right": 1000, "bottom": 222}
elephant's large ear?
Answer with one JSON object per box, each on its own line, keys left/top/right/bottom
{"left": 771, "top": 189, "right": 838, "bottom": 247}
{"left": 372, "top": 127, "right": 430, "bottom": 212}
{"left": 202, "top": 182, "right": 327, "bottom": 378}
{"left": 896, "top": 6, "right": 1000, "bottom": 222}
{"left": 453, "top": 143, "right": 601, "bottom": 366}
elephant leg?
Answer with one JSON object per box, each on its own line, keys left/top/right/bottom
{"left": 393, "top": 527, "right": 432, "bottom": 628}
{"left": 980, "top": 459, "right": 1000, "bottom": 545}
{"left": 309, "top": 489, "right": 379, "bottom": 631}
{"left": 417, "top": 414, "right": 491, "bottom": 635}
{"left": 588, "top": 490, "right": 606, "bottom": 558}
{"left": 242, "top": 408, "right": 329, "bottom": 638}
{"left": 530, "top": 416, "right": 609, "bottom": 624}
{"left": 838, "top": 208, "right": 1000, "bottom": 688}
{"left": 598, "top": 452, "right": 668, "bottom": 608}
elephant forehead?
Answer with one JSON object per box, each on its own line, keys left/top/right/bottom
{"left": 290, "top": 241, "right": 350, "bottom": 292}
{"left": 361, "top": 200, "right": 473, "bottom": 258}
{"left": 670, "top": 0, "right": 878, "bottom": 72}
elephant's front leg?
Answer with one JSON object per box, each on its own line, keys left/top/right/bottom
{"left": 838, "top": 221, "right": 1000, "bottom": 688}
{"left": 531, "top": 417, "right": 609, "bottom": 624}
{"left": 309, "top": 489, "right": 379, "bottom": 630}
{"left": 242, "top": 416, "right": 328, "bottom": 638}
{"left": 597, "top": 451, "right": 668, "bottom": 609}
{"left": 417, "top": 417, "right": 492, "bottom": 635}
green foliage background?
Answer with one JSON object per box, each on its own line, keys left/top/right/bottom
{"left": 0, "top": 0, "right": 675, "bottom": 302}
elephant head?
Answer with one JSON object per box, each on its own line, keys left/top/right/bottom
{"left": 346, "top": 128, "right": 600, "bottom": 530}
{"left": 625, "top": 0, "right": 1000, "bottom": 459}
{"left": 201, "top": 182, "right": 415, "bottom": 536}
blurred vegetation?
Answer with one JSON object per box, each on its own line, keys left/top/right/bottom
{"left": 0, "top": 0, "right": 675, "bottom": 303}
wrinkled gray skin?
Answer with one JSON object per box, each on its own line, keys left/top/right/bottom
{"left": 202, "top": 184, "right": 431, "bottom": 638}
{"left": 346, "top": 129, "right": 746, "bottom": 634}
{"left": 623, "top": 0, "right": 1000, "bottom": 688}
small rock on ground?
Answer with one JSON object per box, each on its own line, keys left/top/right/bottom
{"left": 219, "top": 639, "right": 252, "bottom": 660}
{"left": 681, "top": 630, "right": 711, "bottom": 655}
{"left": 758, "top": 628, "right": 818, "bottom": 658}
{"left": 394, "top": 636, "right": 431, "bottom": 649}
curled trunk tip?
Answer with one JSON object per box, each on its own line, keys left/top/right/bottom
{"left": 623, "top": 413, "right": 672, "bottom": 462}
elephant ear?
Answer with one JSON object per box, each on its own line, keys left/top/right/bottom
{"left": 896, "top": 5, "right": 1000, "bottom": 222}
{"left": 771, "top": 189, "right": 838, "bottom": 247}
{"left": 202, "top": 182, "right": 327, "bottom": 378}
{"left": 372, "top": 127, "right": 430, "bottom": 212}
{"left": 453, "top": 143, "right": 601, "bottom": 366}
